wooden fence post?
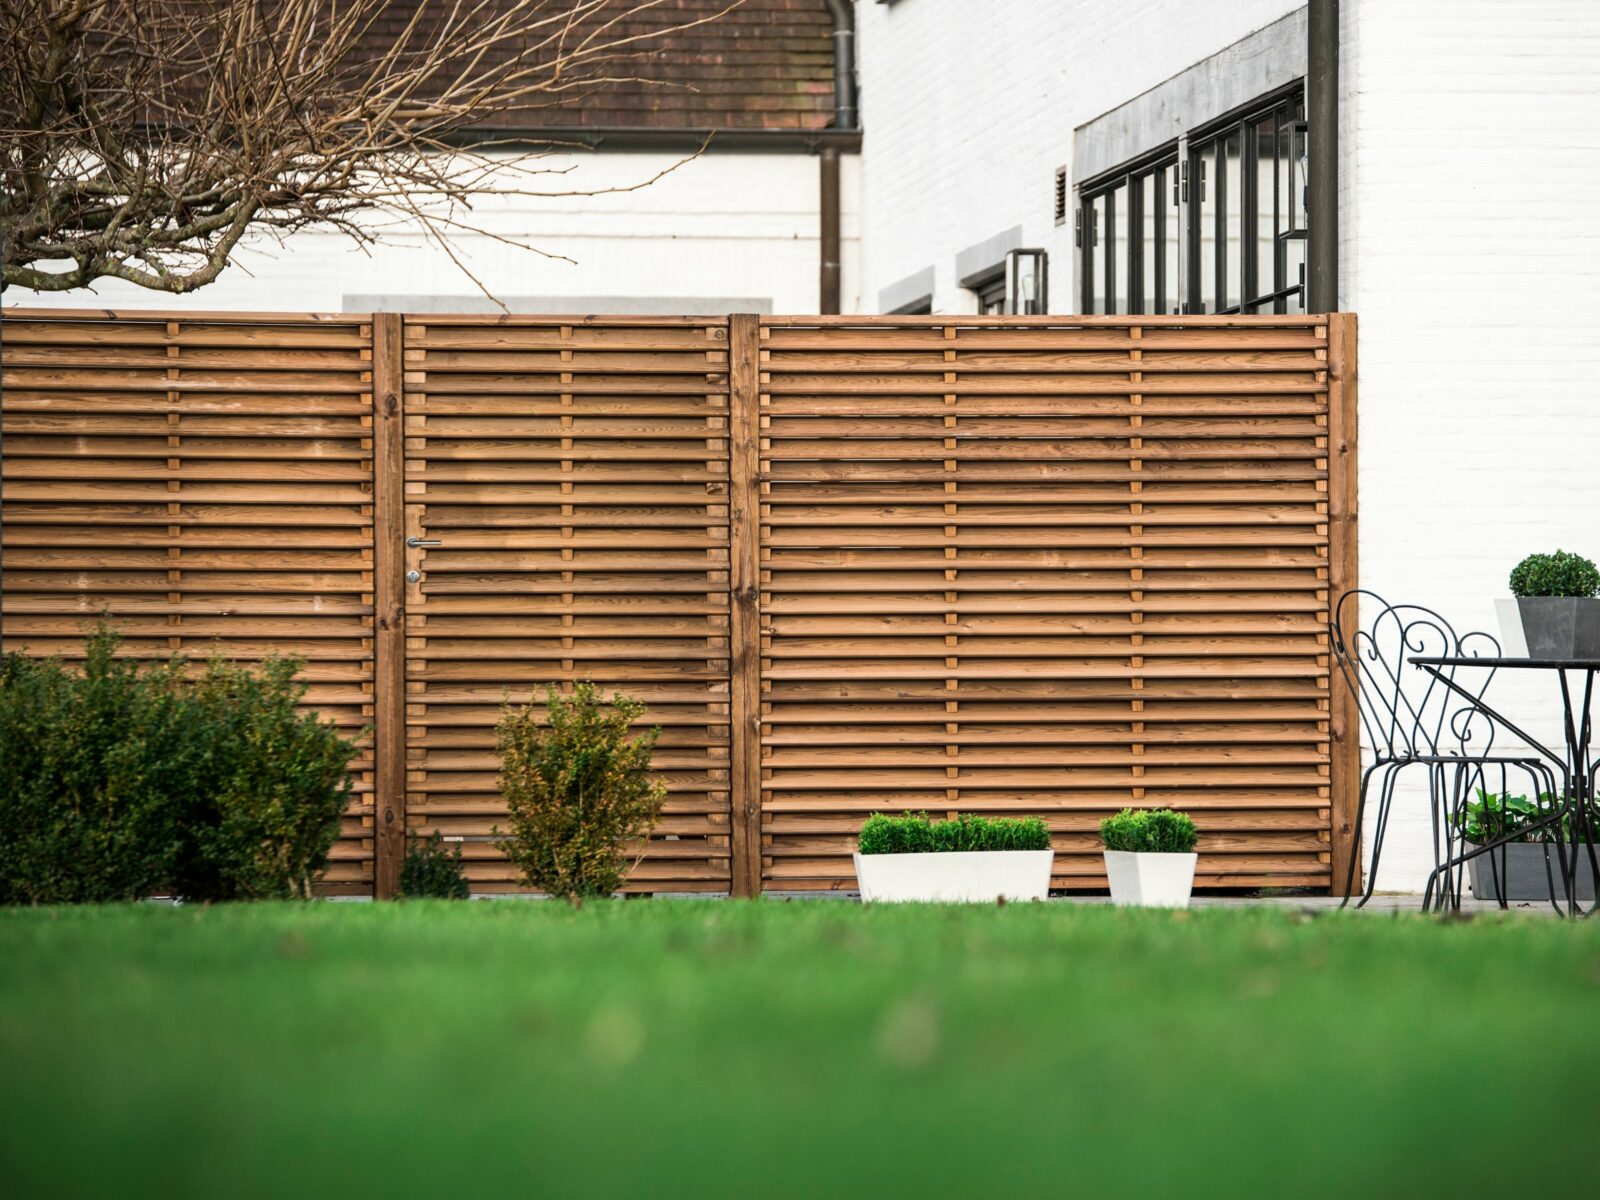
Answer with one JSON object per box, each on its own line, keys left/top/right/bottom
{"left": 372, "top": 313, "right": 407, "bottom": 899}
{"left": 1327, "top": 313, "right": 1360, "bottom": 896}
{"left": 727, "top": 314, "right": 764, "bottom": 898}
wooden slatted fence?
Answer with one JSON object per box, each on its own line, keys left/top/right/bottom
{"left": 754, "top": 315, "right": 1356, "bottom": 892}
{"left": 0, "top": 311, "right": 380, "bottom": 893}
{"left": 1, "top": 309, "right": 1356, "bottom": 898}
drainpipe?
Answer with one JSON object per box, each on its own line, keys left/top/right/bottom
{"left": 820, "top": 0, "right": 856, "bottom": 314}
{"left": 1307, "top": 0, "right": 1339, "bottom": 312}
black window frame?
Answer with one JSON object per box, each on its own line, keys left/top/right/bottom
{"left": 1187, "top": 84, "right": 1306, "bottom": 315}
{"left": 972, "top": 271, "right": 1007, "bottom": 315}
{"left": 1077, "top": 146, "right": 1179, "bottom": 316}
{"left": 1076, "top": 82, "right": 1308, "bottom": 316}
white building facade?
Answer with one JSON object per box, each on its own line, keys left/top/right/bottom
{"left": 8, "top": 148, "right": 861, "bottom": 316}
{"left": 857, "top": 0, "right": 1600, "bottom": 892}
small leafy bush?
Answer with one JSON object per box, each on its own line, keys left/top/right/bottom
{"left": 171, "top": 655, "right": 356, "bottom": 902}
{"left": 1508, "top": 550, "right": 1600, "bottom": 598}
{"left": 1099, "top": 808, "right": 1199, "bottom": 854}
{"left": 856, "top": 812, "right": 1051, "bottom": 855}
{"left": 1454, "top": 789, "right": 1572, "bottom": 845}
{"left": 0, "top": 624, "right": 356, "bottom": 905}
{"left": 399, "top": 831, "right": 471, "bottom": 899}
{"left": 495, "top": 682, "right": 665, "bottom": 903}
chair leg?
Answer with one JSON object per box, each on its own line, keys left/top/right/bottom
{"left": 1358, "top": 765, "right": 1405, "bottom": 909}
{"left": 1341, "top": 762, "right": 1384, "bottom": 909}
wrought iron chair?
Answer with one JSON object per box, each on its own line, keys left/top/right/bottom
{"left": 1331, "top": 589, "right": 1565, "bottom": 911}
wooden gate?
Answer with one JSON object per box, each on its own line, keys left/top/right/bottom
{"left": 394, "top": 316, "right": 738, "bottom": 893}
{"left": 2, "top": 309, "right": 1356, "bottom": 898}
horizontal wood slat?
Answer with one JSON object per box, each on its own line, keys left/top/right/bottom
{"left": 402, "top": 317, "right": 734, "bottom": 893}
{"left": 753, "top": 316, "right": 1337, "bottom": 891}
{"left": 0, "top": 311, "right": 378, "bottom": 894}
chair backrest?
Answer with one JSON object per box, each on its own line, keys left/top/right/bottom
{"left": 1330, "top": 589, "right": 1503, "bottom": 761}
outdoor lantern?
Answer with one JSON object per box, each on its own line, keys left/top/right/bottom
{"left": 1286, "top": 120, "right": 1310, "bottom": 237}
{"left": 1005, "top": 248, "right": 1049, "bottom": 314}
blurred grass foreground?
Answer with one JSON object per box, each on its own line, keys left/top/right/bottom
{"left": 2, "top": 900, "right": 1597, "bottom": 1199}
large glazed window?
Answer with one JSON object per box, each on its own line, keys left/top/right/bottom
{"left": 1188, "top": 89, "right": 1307, "bottom": 314}
{"left": 1079, "top": 155, "right": 1179, "bottom": 316}
{"left": 1078, "top": 85, "right": 1307, "bottom": 315}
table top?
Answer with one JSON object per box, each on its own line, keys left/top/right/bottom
{"left": 1411, "top": 655, "right": 1600, "bottom": 670}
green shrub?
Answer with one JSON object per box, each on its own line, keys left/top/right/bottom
{"left": 0, "top": 624, "right": 357, "bottom": 905}
{"left": 1099, "top": 808, "right": 1199, "bottom": 854}
{"left": 1508, "top": 550, "right": 1600, "bottom": 598}
{"left": 856, "top": 812, "right": 1051, "bottom": 855}
{"left": 171, "top": 655, "right": 355, "bottom": 901}
{"left": 399, "top": 831, "right": 471, "bottom": 900}
{"left": 0, "top": 629, "right": 194, "bottom": 904}
{"left": 495, "top": 682, "right": 666, "bottom": 904}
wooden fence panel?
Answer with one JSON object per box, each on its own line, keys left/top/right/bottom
{"left": 2, "top": 308, "right": 1354, "bottom": 897}
{"left": 399, "top": 317, "right": 735, "bottom": 893}
{"left": 0, "top": 310, "right": 379, "bottom": 894}
{"left": 753, "top": 316, "right": 1339, "bottom": 891}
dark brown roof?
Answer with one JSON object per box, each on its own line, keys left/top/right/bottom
{"left": 364, "top": 1, "right": 840, "bottom": 134}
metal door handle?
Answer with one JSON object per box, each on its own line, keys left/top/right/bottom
{"left": 406, "top": 537, "right": 442, "bottom": 548}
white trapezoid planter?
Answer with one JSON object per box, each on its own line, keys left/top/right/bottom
{"left": 1103, "top": 850, "right": 1198, "bottom": 908}
{"left": 852, "top": 850, "right": 1053, "bottom": 903}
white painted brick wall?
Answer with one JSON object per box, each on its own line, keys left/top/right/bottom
{"left": 1343, "top": 0, "right": 1600, "bottom": 891}
{"left": 7, "top": 150, "right": 860, "bottom": 314}
{"left": 856, "top": 0, "right": 1303, "bottom": 310}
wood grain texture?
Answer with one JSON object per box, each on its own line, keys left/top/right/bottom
{"left": 0, "top": 310, "right": 378, "bottom": 892}
{"left": 727, "top": 314, "right": 764, "bottom": 898}
{"left": 755, "top": 315, "right": 1341, "bottom": 891}
{"left": 400, "top": 316, "right": 734, "bottom": 893}
{"left": 2, "top": 309, "right": 1356, "bottom": 897}
{"left": 372, "top": 313, "right": 407, "bottom": 899}
{"left": 1325, "top": 313, "right": 1360, "bottom": 896}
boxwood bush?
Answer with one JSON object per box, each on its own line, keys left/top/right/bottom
{"left": 1508, "top": 550, "right": 1600, "bottom": 598}
{"left": 856, "top": 812, "right": 1051, "bottom": 855}
{"left": 0, "top": 624, "right": 356, "bottom": 905}
{"left": 1099, "top": 808, "right": 1199, "bottom": 854}
{"left": 399, "top": 831, "right": 471, "bottom": 900}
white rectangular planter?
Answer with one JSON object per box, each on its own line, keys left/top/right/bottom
{"left": 852, "top": 850, "right": 1053, "bottom": 903}
{"left": 1103, "top": 850, "right": 1198, "bottom": 908}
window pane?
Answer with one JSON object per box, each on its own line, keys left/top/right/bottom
{"left": 1286, "top": 235, "right": 1306, "bottom": 313}
{"left": 1253, "top": 115, "right": 1277, "bottom": 308}
{"left": 1090, "top": 194, "right": 1108, "bottom": 313}
{"left": 1196, "top": 144, "right": 1217, "bottom": 312}
{"left": 1222, "top": 131, "right": 1241, "bottom": 311}
{"left": 1139, "top": 171, "right": 1157, "bottom": 314}
{"left": 1110, "top": 182, "right": 1129, "bottom": 315}
{"left": 1162, "top": 166, "right": 1179, "bottom": 313}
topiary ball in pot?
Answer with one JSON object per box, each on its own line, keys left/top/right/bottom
{"left": 1499, "top": 550, "right": 1600, "bottom": 659}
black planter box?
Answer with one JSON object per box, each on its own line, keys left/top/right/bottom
{"left": 1465, "top": 842, "right": 1599, "bottom": 903}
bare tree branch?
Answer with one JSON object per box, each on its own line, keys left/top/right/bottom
{"left": 0, "top": 0, "right": 742, "bottom": 298}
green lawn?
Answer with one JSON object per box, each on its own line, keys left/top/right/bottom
{"left": 2, "top": 901, "right": 1597, "bottom": 1199}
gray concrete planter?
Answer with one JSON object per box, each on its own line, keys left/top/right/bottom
{"left": 1465, "top": 842, "right": 1598, "bottom": 903}
{"left": 1495, "top": 597, "right": 1600, "bottom": 658}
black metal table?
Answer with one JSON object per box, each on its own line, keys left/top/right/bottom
{"left": 1410, "top": 655, "right": 1600, "bottom": 915}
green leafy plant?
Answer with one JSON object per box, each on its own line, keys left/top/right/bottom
{"left": 495, "top": 682, "right": 666, "bottom": 904}
{"left": 399, "top": 831, "right": 471, "bottom": 900}
{"left": 1453, "top": 789, "right": 1573, "bottom": 845}
{"left": 0, "top": 624, "right": 356, "bottom": 905}
{"left": 0, "top": 628, "right": 193, "bottom": 904}
{"left": 1099, "top": 808, "right": 1199, "bottom": 854}
{"left": 172, "top": 655, "right": 356, "bottom": 901}
{"left": 856, "top": 812, "right": 1051, "bottom": 855}
{"left": 1508, "top": 550, "right": 1600, "bottom": 598}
